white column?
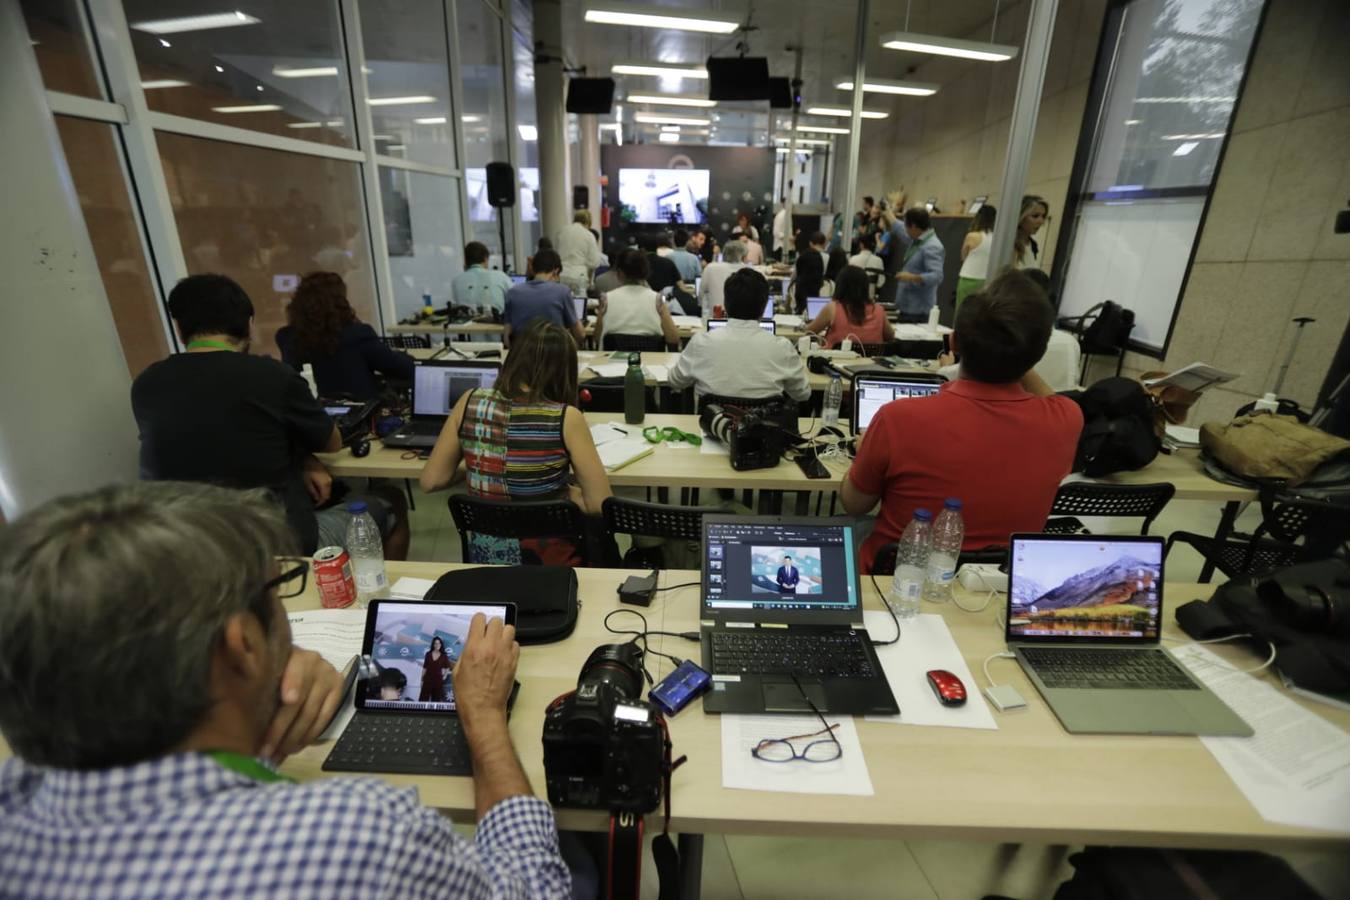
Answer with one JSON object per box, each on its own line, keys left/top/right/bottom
{"left": 0, "top": 0, "right": 139, "bottom": 515}
{"left": 579, "top": 113, "right": 602, "bottom": 241}
{"left": 841, "top": 0, "right": 869, "bottom": 231}
{"left": 533, "top": 0, "right": 568, "bottom": 244}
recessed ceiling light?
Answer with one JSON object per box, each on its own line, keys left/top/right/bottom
{"left": 658, "top": 132, "right": 680, "bottom": 143}
{"left": 881, "top": 31, "right": 1018, "bottom": 62}
{"left": 634, "top": 113, "right": 712, "bottom": 126}
{"left": 132, "top": 11, "right": 260, "bottom": 34}
{"left": 1125, "top": 119, "right": 1142, "bottom": 125}
{"left": 415, "top": 116, "right": 448, "bottom": 125}
{"left": 255, "top": 85, "right": 264, "bottom": 91}
{"left": 1172, "top": 141, "right": 1200, "bottom": 156}
{"left": 213, "top": 64, "right": 224, "bottom": 73}
{"left": 805, "top": 106, "right": 889, "bottom": 119}
{"left": 584, "top": 4, "right": 738, "bottom": 34}
{"left": 158, "top": 38, "right": 171, "bottom": 47}
{"left": 272, "top": 66, "right": 339, "bottom": 78}
{"left": 626, "top": 93, "right": 716, "bottom": 108}
{"left": 367, "top": 95, "right": 436, "bottom": 106}
{"left": 612, "top": 62, "right": 709, "bottom": 79}
{"left": 211, "top": 104, "right": 282, "bottom": 113}
{"left": 518, "top": 124, "right": 538, "bottom": 141}
{"left": 834, "top": 77, "right": 939, "bottom": 96}
{"left": 140, "top": 79, "right": 188, "bottom": 89}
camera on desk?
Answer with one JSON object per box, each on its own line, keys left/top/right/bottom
{"left": 700, "top": 402, "right": 794, "bottom": 471}
{"left": 542, "top": 643, "right": 666, "bottom": 813}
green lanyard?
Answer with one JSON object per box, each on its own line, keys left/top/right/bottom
{"left": 206, "top": 750, "right": 293, "bottom": 783}
{"left": 186, "top": 339, "right": 237, "bottom": 351}
{"left": 643, "top": 425, "right": 702, "bottom": 446}
{"left": 902, "top": 232, "right": 931, "bottom": 267}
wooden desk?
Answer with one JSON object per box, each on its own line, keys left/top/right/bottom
{"left": 278, "top": 564, "right": 1350, "bottom": 851}
{"left": 389, "top": 321, "right": 504, "bottom": 337}
{"left": 1095, "top": 451, "right": 1258, "bottom": 503}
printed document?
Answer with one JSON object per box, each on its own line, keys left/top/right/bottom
{"left": 721, "top": 713, "right": 873, "bottom": 796}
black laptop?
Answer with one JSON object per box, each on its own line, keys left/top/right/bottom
{"left": 323, "top": 599, "right": 517, "bottom": 776}
{"left": 383, "top": 360, "right": 500, "bottom": 449}
{"left": 851, "top": 372, "right": 944, "bottom": 437}
{"left": 699, "top": 515, "right": 899, "bottom": 715}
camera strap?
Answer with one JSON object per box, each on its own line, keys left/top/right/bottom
{"left": 604, "top": 715, "right": 688, "bottom": 900}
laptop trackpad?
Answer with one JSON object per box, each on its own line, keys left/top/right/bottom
{"left": 762, "top": 681, "right": 826, "bottom": 712}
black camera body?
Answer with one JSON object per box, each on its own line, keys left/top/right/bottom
{"left": 542, "top": 643, "right": 665, "bottom": 813}
{"left": 700, "top": 402, "right": 794, "bottom": 470}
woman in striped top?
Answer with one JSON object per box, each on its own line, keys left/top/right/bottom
{"left": 420, "top": 321, "right": 611, "bottom": 564}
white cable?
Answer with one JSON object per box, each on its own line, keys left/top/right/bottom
{"left": 982, "top": 652, "right": 1015, "bottom": 688}
{"left": 1161, "top": 633, "right": 1279, "bottom": 675}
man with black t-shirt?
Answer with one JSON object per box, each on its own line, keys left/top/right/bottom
{"left": 131, "top": 274, "right": 409, "bottom": 557}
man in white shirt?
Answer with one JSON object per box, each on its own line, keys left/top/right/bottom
{"left": 670, "top": 269, "right": 810, "bottom": 401}
{"left": 848, "top": 233, "right": 886, "bottom": 298}
{"left": 697, "top": 240, "right": 748, "bottom": 316}
{"left": 450, "top": 241, "right": 513, "bottom": 314}
{"left": 555, "top": 210, "right": 601, "bottom": 297}
{"left": 771, "top": 200, "right": 791, "bottom": 261}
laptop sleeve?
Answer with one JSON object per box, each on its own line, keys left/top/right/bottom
{"left": 425, "top": 565, "right": 579, "bottom": 645}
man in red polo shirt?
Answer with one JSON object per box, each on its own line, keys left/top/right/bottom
{"left": 842, "top": 271, "right": 1083, "bottom": 573}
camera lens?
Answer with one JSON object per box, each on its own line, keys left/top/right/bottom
{"left": 578, "top": 643, "right": 644, "bottom": 699}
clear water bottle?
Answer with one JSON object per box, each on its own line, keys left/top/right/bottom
{"left": 822, "top": 373, "right": 843, "bottom": 427}
{"left": 888, "top": 508, "right": 933, "bottom": 620}
{"left": 923, "top": 498, "right": 965, "bottom": 603}
{"left": 623, "top": 352, "right": 646, "bottom": 425}
{"left": 344, "top": 501, "right": 387, "bottom": 608}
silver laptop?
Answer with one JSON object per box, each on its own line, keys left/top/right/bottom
{"left": 1006, "top": 534, "right": 1251, "bottom": 736}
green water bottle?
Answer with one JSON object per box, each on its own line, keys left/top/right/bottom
{"left": 623, "top": 352, "right": 645, "bottom": 425}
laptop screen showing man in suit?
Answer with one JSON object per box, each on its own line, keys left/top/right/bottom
{"left": 704, "top": 520, "right": 859, "bottom": 613}
{"left": 413, "top": 364, "right": 499, "bottom": 416}
{"left": 359, "top": 601, "right": 510, "bottom": 712}
{"left": 1008, "top": 537, "right": 1163, "bottom": 641}
{"left": 852, "top": 376, "right": 942, "bottom": 434}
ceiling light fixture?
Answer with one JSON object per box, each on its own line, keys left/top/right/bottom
{"left": 626, "top": 93, "right": 716, "bottom": 108}
{"left": 776, "top": 147, "right": 813, "bottom": 154}
{"left": 518, "top": 124, "right": 538, "bottom": 141}
{"left": 367, "top": 95, "right": 436, "bottom": 106}
{"left": 415, "top": 116, "right": 448, "bottom": 124}
{"left": 140, "top": 79, "right": 188, "bottom": 89}
{"left": 833, "top": 77, "right": 939, "bottom": 96}
{"left": 286, "top": 122, "right": 324, "bottom": 129}
{"left": 214, "top": 64, "right": 224, "bottom": 73}
{"left": 584, "top": 4, "right": 738, "bottom": 34}
{"left": 660, "top": 125, "right": 681, "bottom": 132}
{"left": 775, "top": 137, "right": 833, "bottom": 146}
{"left": 211, "top": 104, "right": 282, "bottom": 113}
{"left": 131, "top": 10, "right": 260, "bottom": 34}
{"left": 1135, "top": 96, "right": 1235, "bottom": 104}
{"left": 272, "top": 65, "right": 339, "bottom": 78}
{"left": 460, "top": 115, "right": 482, "bottom": 123}
{"left": 658, "top": 132, "right": 680, "bottom": 143}
{"left": 634, "top": 113, "right": 711, "bottom": 126}
{"left": 881, "top": 31, "right": 1017, "bottom": 61}
{"left": 158, "top": 38, "right": 171, "bottom": 47}
{"left": 805, "top": 106, "right": 889, "bottom": 119}
{"left": 612, "top": 62, "right": 709, "bottom": 79}
{"left": 1172, "top": 141, "right": 1200, "bottom": 157}
{"left": 1161, "top": 132, "right": 1226, "bottom": 140}
{"left": 791, "top": 123, "right": 850, "bottom": 134}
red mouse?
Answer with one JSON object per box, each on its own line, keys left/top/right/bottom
{"left": 926, "top": 669, "right": 967, "bottom": 706}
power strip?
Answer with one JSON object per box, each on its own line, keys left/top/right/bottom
{"left": 806, "top": 348, "right": 862, "bottom": 359}
{"left": 958, "top": 563, "right": 1007, "bottom": 593}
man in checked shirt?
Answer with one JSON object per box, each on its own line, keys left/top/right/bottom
{"left": 0, "top": 481, "right": 571, "bottom": 899}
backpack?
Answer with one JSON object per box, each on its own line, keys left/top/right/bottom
{"left": 1063, "top": 377, "right": 1161, "bottom": 477}
{"left": 1080, "top": 300, "right": 1135, "bottom": 355}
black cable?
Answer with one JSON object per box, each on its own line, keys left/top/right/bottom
{"left": 868, "top": 571, "right": 901, "bottom": 646}
{"left": 604, "top": 609, "right": 687, "bottom": 677}
{"left": 655, "top": 581, "right": 701, "bottom": 592}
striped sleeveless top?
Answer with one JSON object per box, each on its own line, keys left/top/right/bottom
{"left": 458, "top": 389, "right": 571, "bottom": 499}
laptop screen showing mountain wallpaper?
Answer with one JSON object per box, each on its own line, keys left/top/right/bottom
{"left": 1007, "top": 537, "right": 1163, "bottom": 641}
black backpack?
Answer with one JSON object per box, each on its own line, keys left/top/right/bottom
{"left": 1080, "top": 300, "right": 1135, "bottom": 355}
{"left": 1063, "top": 377, "right": 1160, "bottom": 477}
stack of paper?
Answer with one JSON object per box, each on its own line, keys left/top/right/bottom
{"left": 587, "top": 361, "right": 629, "bottom": 378}
{"left": 672, "top": 315, "right": 704, "bottom": 329}
{"left": 589, "top": 422, "right": 634, "bottom": 446}
{"left": 597, "top": 439, "right": 654, "bottom": 471}
{"left": 1164, "top": 424, "right": 1202, "bottom": 448}
{"left": 1143, "top": 362, "right": 1238, "bottom": 394}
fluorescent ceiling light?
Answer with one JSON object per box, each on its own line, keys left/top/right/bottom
{"left": 287, "top": 122, "right": 324, "bottom": 129}
{"left": 634, "top": 113, "right": 711, "bottom": 126}
{"left": 626, "top": 94, "right": 716, "bottom": 108}
{"left": 460, "top": 115, "right": 482, "bottom": 123}
{"left": 880, "top": 31, "right": 1018, "bottom": 62}
{"left": 806, "top": 106, "right": 889, "bottom": 119}
{"left": 584, "top": 5, "right": 738, "bottom": 34}
{"left": 775, "top": 137, "right": 833, "bottom": 146}
{"left": 599, "top": 123, "right": 623, "bottom": 131}
{"left": 658, "top": 132, "right": 681, "bottom": 143}
{"left": 834, "top": 77, "right": 939, "bottom": 97}
{"left": 1172, "top": 141, "right": 1200, "bottom": 156}
{"left": 140, "top": 79, "right": 188, "bottom": 89}
{"left": 386, "top": 145, "right": 406, "bottom": 151}
{"left": 212, "top": 104, "right": 281, "bottom": 113}
{"left": 367, "top": 95, "right": 436, "bottom": 106}
{"left": 1161, "top": 132, "right": 1226, "bottom": 140}
{"left": 660, "top": 125, "right": 681, "bottom": 132}
{"left": 272, "top": 65, "right": 338, "bottom": 78}
{"left": 776, "top": 147, "right": 812, "bottom": 154}
{"left": 214, "top": 65, "right": 225, "bottom": 72}
{"left": 415, "top": 116, "right": 448, "bottom": 124}
{"left": 159, "top": 38, "right": 171, "bottom": 47}
{"left": 131, "top": 10, "right": 260, "bottom": 34}
{"left": 1125, "top": 119, "right": 1142, "bottom": 125}
{"left": 791, "top": 123, "right": 849, "bottom": 134}
{"left": 518, "top": 124, "right": 538, "bottom": 141}
{"left": 1135, "top": 96, "right": 1235, "bottom": 104}
{"left": 372, "top": 134, "right": 394, "bottom": 141}
{"left": 612, "top": 62, "right": 708, "bottom": 79}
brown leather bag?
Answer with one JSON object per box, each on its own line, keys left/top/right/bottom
{"left": 1140, "top": 370, "right": 1201, "bottom": 430}
{"left": 1200, "top": 414, "right": 1350, "bottom": 485}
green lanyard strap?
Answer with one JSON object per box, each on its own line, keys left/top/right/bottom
{"left": 902, "top": 232, "right": 931, "bottom": 267}
{"left": 643, "top": 425, "right": 702, "bottom": 446}
{"left": 206, "top": 751, "right": 293, "bottom": 783}
{"left": 186, "top": 339, "right": 237, "bottom": 351}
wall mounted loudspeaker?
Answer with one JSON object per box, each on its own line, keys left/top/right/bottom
{"left": 566, "top": 78, "right": 616, "bottom": 114}
{"left": 486, "top": 162, "right": 516, "bottom": 208}
{"left": 707, "top": 57, "right": 770, "bottom": 101}
{"left": 572, "top": 185, "right": 589, "bottom": 210}
{"left": 768, "top": 77, "right": 794, "bottom": 109}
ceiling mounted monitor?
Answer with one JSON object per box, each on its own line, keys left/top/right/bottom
{"left": 706, "top": 57, "right": 771, "bottom": 102}
{"left": 567, "top": 78, "right": 616, "bottom": 114}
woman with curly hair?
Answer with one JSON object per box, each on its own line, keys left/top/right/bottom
{"left": 275, "top": 271, "right": 414, "bottom": 399}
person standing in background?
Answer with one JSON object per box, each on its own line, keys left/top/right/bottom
{"left": 556, "top": 210, "right": 600, "bottom": 295}
{"left": 891, "top": 207, "right": 945, "bottom": 324}
{"left": 851, "top": 196, "right": 876, "bottom": 254}
{"left": 771, "top": 198, "right": 792, "bottom": 262}
{"left": 1014, "top": 195, "right": 1050, "bottom": 270}
{"left": 955, "top": 205, "right": 997, "bottom": 313}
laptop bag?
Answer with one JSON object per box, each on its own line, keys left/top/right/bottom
{"left": 425, "top": 565, "right": 578, "bottom": 644}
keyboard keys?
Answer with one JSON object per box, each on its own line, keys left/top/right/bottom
{"left": 324, "top": 714, "right": 472, "bottom": 775}
{"left": 1022, "top": 648, "right": 1198, "bottom": 691}
{"left": 711, "top": 631, "right": 874, "bottom": 678}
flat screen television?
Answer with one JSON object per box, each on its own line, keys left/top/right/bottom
{"left": 618, "top": 168, "right": 709, "bottom": 225}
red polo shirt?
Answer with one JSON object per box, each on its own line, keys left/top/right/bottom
{"left": 849, "top": 379, "right": 1083, "bottom": 572}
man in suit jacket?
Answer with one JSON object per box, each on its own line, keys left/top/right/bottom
{"left": 776, "top": 556, "right": 800, "bottom": 594}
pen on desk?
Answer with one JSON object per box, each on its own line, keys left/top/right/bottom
{"left": 610, "top": 425, "right": 628, "bottom": 435}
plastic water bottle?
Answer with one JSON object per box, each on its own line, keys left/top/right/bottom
{"left": 623, "top": 352, "right": 646, "bottom": 425}
{"left": 822, "top": 373, "right": 843, "bottom": 427}
{"left": 345, "top": 501, "right": 387, "bottom": 608}
{"left": 888, "top": 509, "right": 933, "bottom": 620}
{"left": 923, "top": 498, "right": 965, "bottom": 602}
{"left": 300, "top": 364, "right": 318, "bottom": 398}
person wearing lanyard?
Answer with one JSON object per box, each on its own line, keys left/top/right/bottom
{"left": 0, "top": 481, "right": 573, "bottom": 898}
{"left": 892, "top": 206, "right": 946, "bottom": 324}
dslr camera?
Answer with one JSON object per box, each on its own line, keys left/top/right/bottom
{"left": 542, "top": 643, "right": 665, "bottom": 813}
{"left": 700, "top": 401, "right": 796, "bottom": 471}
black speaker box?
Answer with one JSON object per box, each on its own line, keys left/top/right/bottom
{"left": 707, "top": 57, "right": 770, "bottom": 101}
{"left": 572, "top": 185, "right": 589, "bottom": 209}
{"left": 768, "top": 77, "right": 794, "bottom": 109}
{"left": 566, "top": 77, "right": 616, "bottom": 114}
{"left": 485, "top": 162, "right": 515, "bottom": 208}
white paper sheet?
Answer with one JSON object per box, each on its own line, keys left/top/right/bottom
{"left": 720, "top": 713, "right": 873, "bottom": 795}
{"left": 287, "top": 608, "right": 367, "bottom": 673}
{"left": 388, "top": 576, "right": 436, "bottom": 600}
{"left": 1164, "top": 424, "right": 1202, "bottom": 446}
{"left": 862, "top": 612, "right": 998, "bottom": 730}
{"left": 597, "top": 439, "right": 654, "bottom": 471}
{"left": 672, "top": 315, "right": 704, "bottom": 329}
{"left": 1172, "top": 643, "right": 1350, "bottom": 834}
{"left": 644, "top": 364, "right": 671, "bottom": 382}
{"left": 589, "top": 422, "right": 632, "bottom": 446}
{"left": 699, "top": 438, "right": 730, "bottom": 456}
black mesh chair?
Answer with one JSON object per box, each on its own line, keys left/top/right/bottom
{"left": 602, "top": 333, "right": 667, "bottom": 352}
{"left": 448, "top": 496, "right": 587, "bottom": 565}
{"left": 380, "top": 334, "right": 431, "bottom": 349}
{"left": 1043, "top": 482, "right": 1176, "bottom": 535}
{"left": 602, "top": 496, "right": 720, "bottom": 568}
{"left": 581, "top": 376, "right": 658, "bottom": 414}
{"left": 695, "top": 393, "right": 793, "bottom": 416}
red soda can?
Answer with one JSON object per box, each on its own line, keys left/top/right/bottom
{"left": 313, "top": 546, "right": 357, "bottom": 609}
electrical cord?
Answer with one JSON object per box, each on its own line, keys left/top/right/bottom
{"left": 867, "top": 572, "right": 902, "bottom": 646}
{"left": 1160, "top": 632, "right": 1279, "bottom": 675}
{"left": 982, "top": 652, "right": 1016, "bottom": 688}
{"left": 603, "top": 608, "right": 689, "bottom": 687}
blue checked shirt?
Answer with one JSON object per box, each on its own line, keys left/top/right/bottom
{"left": 0, "top": 753, "right": 571, "bottom": 899}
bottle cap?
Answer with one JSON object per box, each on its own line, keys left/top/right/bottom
{"left": 943, "top": 498, "right": 963, "bottom": 509}
{"left": 913, "top": 508, "right": 933, "bottom": 521}
{"left": 628, "top": 352, "right": 642, "bottom": 366}
{"left": 347, "top": 501, "right": 368, "bottom": 514}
